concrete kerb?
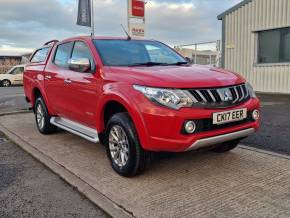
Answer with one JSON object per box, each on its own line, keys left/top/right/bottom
{"left": 0, "top": 119, "right": 133, "bottom": 218}
{"left": 0, "top": 110, "right": 32, "bottom": 117}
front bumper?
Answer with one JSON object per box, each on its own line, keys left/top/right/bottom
{"left": 186, "top": 128, "right": 255, "bottom": 151}
{"left": 135, "top": 96, "right": 260, "bottom": 152}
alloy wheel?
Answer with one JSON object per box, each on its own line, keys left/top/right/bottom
{"left": 36, "top": 103, "right": 45, "bottom": 130}
{"left": 109, "top": 125, "right": 130, "bottom": 167}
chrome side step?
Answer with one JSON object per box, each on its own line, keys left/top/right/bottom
{"left": 50, "top": 117, "right": 99, "bottom": 143}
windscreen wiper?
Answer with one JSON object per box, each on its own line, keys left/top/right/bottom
{"left": 168, "top": 61, "right": 189, "bottom": 66}
{"left": 129, "top": 62, "right": 166, "bottom": 67}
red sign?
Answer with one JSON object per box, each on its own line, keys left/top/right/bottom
{"left": 131, "top": 0, "right": 145, "bottom": 18}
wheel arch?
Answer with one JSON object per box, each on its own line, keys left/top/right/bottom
{"left": 31, "top": 87, "right": 54, "bottom": 115}
{"left": 97, "top": 94, "right": 150, "bottom": 149}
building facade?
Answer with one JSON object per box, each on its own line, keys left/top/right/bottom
{"left": 175, "top": 47, "right": 218, "bottom": 66}
{"left": 218, "top": 0, "right": 290, "bottom": 94}
{"left": 0, "top": 54, "right": 30, "bottom": 74}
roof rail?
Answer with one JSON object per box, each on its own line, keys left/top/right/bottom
{"left": 44, "top": 40, "right": 59, "bottom": 46}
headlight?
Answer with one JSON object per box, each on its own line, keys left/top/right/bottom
{"left": 133, "top": 85, "right": 194, "bottom": 110}
{"left": 246, "top": 83, "right": 257, "bottom": 98}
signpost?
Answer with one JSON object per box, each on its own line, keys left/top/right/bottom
{"left": 128, "top": 0, "right": 146, "bottom": 38}
{"left": 76, "top": 0, "right": 146, "bottom": 37}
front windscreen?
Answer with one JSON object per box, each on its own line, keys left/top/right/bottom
{"left": 93, "top": 39, "right": 186, "bottom": 67}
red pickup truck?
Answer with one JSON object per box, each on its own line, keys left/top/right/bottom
{"left": 24, "top": 36, "right": 260, "bottom": 177}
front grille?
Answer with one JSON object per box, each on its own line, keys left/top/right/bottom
{"left": 187, "top": 84, "right": 250, "bottom": 108}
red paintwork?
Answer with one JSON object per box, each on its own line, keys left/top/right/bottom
{"left": 23, "top": 36, "right": 260, "bottom": 152}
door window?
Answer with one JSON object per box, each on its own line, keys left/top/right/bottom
{"left": 71, "top": 41, "right": 95, "bottom": 71}
{"left": 10, "top": 67, "right": 24, "bottom": 75}
{"left": 54, "top": 42, "right": 74, "bottom": 67}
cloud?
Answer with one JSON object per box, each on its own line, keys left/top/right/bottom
{"left": 0, "top": 0, "right": 241, "bottom": 52}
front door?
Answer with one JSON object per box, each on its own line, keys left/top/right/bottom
{"left": 64, "top": 41, "right": 99, "bottom": 128}
{"left": 10, "top": 66, "right": 24, "bottom": 85}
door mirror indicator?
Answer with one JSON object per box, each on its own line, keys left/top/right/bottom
{"left": 68, "top": 58, "right": 91, "bottom": 72}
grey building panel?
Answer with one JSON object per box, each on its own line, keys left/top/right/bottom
{"left": 217, "top": 0, "right": 253, "bottom": 20}
{"left": 218, "top": 0, "right": 290, "bottom": 94}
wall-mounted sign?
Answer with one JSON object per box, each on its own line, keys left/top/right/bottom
{"left": 129, "top": 23, "right": 145, "bottom": 38}
{"left": 128, "top": 0, "right": 145, "bottom": 18}
{"left": 226, "top": 44, "right": 235, "bottom": 49}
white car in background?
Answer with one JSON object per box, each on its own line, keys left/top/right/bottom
{"left": 0, "top": 65, "right": 25, "bottom": 87}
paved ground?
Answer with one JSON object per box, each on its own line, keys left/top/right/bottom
{"left": 0, "top": 131, "right": 109, "bottom": 218}
{"left": 1, "top": 113, "right": 290, "bottom": 218}
{"left": 0, "top": 86, "right": 30, "bottom": 113}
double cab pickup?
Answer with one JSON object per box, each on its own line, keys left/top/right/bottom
{"left": 24, "top": 36, "right": 260, "bottom": 176}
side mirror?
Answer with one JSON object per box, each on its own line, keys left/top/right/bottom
{"left": 68, "top": 58, "right": 91, "bottom": 73}
{"left": 185, "top": 57, "right": 192, "bottom": 63}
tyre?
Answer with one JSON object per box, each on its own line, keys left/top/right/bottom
{"left": 34, "top": 97, "right": 57, "bottom": 134}
{"left": 2, "top": 79, "right": 11, "bottom": 87}
{"left": 105, "top": 112, "right": 152, "bottom": 177}
{"left": 211, "top": 139, "right": 240, "bottom": 153}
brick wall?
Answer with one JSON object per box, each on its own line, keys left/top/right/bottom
{"left": 0, "top": 57, "right": 22, "bottom": 74}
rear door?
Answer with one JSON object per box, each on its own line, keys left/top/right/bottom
{"left": 44, "top": 42, "right": 74, "bottom": 117}
{"left": 63, "top": 40, "right": 99, "bottom": 127}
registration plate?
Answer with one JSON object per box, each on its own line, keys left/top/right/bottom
{"left": 213, "top": 108, "right": 247, "bottom": 125}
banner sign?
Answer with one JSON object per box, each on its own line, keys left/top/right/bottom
{"left": 77, "top": 0, "right": 91, "bottom": 27}
{"left": 128, "top": 0, "right": 145, "bottom": 18}
{"left": 129, "top": 23, "right": 145, "bottom": 38}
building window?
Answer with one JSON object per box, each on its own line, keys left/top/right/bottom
{"left": 258, "top": 27, "right": 290, "bottom": 64}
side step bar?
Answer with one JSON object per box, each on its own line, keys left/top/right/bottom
{"left": 50, "top": 117, "right": 99, "bottom": 143}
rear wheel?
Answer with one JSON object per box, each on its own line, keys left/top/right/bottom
{"left": 2, "top": 80, "right": 11, "bottom": 87}
{"left": 34, "top": 97, "right": 57, "bottom": 134}
{"left": 212, "top": 139, "right": 240, "bottom": 153}
{"left": 105, "top": 112, "right": 152, "bottom": 177}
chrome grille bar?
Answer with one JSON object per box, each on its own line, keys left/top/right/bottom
{"left": 188, "top": 84, "right": 249, "bottom": 108}
{"left": 195, "top": 90, "right": 207, "bottom": 102}
{"left": 207, "top": 90, "right": 216, "bottom": 102}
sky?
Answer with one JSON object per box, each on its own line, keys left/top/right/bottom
{"left": 0, "top": 0, "right": 241, "bottom": 55}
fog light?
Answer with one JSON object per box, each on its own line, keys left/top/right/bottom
{"left": 184, "top": 121, "right": 196, "bottom": 134}
{"left": 252, "top": 109, "right": 260, "bottom": 121}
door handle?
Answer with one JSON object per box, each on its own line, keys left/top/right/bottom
{"left": 64, "top": 79, "right": 72, "bottom": 84}
{"left": 44, "top": 75, "right": 52, "bottom": 80}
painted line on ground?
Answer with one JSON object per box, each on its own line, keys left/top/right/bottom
{"left": 239, "top": 144, "right": 290, "bottom": 160}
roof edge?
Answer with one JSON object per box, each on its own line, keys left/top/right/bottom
{"left": 217, "top": 0, "right": 253, "bottom": 20}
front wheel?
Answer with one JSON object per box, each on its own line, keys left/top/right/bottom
{"left": 105, "top": 113, "right": 152, "bottom": 177}
{"left": 2, "top": 80, "right": 11, "bottom": 87}
{"left": 211, "top": 139, "right": 240, "bottom": 153}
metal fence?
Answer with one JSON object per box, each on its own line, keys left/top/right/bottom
{"left": 174, "top": 40, "right": 221, "bottom": 67}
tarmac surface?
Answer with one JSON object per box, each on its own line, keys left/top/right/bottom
{"left": 0, "top": 113, "right": 290, "bottom": 218}
{"left": 0, "top": 87, "right": 30, "bottom": 113}
{"left": 243, "top": 93, "right": 290, "bottom": 155}
{"left": 0, "top": 131, "right": 109, "bottom": 218}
